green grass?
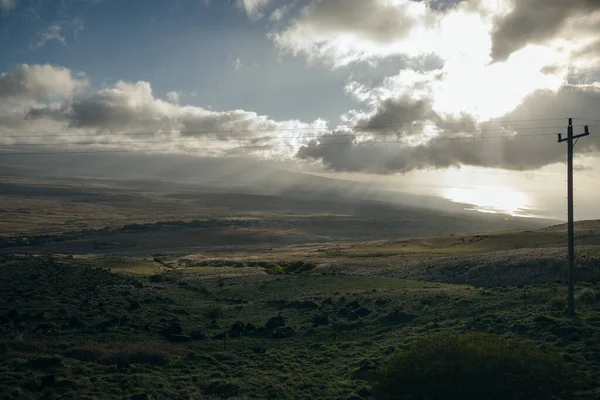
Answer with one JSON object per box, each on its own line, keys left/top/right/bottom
{"left": 1, "top": 253, "right": 599, "bottom": 399}
{"left": 75, "top": 255, "right": 165, "bottom": 276}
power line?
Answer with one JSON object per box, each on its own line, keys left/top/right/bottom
{"left": 0, "top": 119, "right": 575, "bottom": 140}
{"left": 0, "top": 117, "right": 590, "bottom": 157}
{"left": 0, "top": 132, "right": 567, "bottom": 156}
{"left": 0, "top": 128, "right": 562, "bottom": 148}
{"left": 575, "top": 118, "right": 600, "bottom": 124}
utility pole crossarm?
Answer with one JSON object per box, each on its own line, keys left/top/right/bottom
{"left": 557, "top": 118, "right": 591, "bottom": 317}
{"left": 558, "top": 125, "right": 590, "bottom": 143}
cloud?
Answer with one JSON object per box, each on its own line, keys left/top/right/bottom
{"left": 30, "top": 18, "right": 85, "bottom": 49}
{"left": 270, "top": 0, "right": 498, "bottom": 67}
{"left": 0, "top": 0, "right": 15, "bottom": 12}
{"left": 272, "top": 0, "right": 428, "bottom": 66}
{"left": 14, "top": 73, "right": 325, "bottom": 158}
{"left": 166, "top": 91, "right": 180, "bottom": 103}
{"left": 270, "top": 0, "right": 600, "bottom": 80}
{"left": 428, "top": 0, "right": 467, "bottom": 12}
{"left": 31, "top": 25, "right": 66, "bottom": 49}
{"left": 3, "top": 64, "right": 599, "bottom": 175}
{"left": 269, "top": 2, "right": 296, "bottom": 21}
{"left": 236, "top": 0, "right": 271, "bottom": 21}
{"left": 489, "top": 0, "right": 600, "bottom": 62}
{"left": 296, "top": 83, "right": 600, "bottom": 173}
{"left": 0, "top": 64, "right": 87, "bottom": 100}
{"left": 72, "top": 17, "right": 85, "bottom": 40}
{"left": 234, "top": 57, "right": 244, "bottom": 70}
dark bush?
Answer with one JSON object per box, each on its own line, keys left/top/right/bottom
{"left": 148, "top": 274, "right": 167, "bottom": 283}
{"left": 312, "top": 314, "right": 329, "bottom": 326}
{"left": 374, "top": 332, "right": 578, "bottom": 400}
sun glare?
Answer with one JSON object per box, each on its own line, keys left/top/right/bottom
{"left": 443, "top": 186, "right": 530, "bottom": 216}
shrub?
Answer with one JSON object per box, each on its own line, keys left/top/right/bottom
{"left": 373, "top": 332, "right": 577, "bottom": 400}
{"left": 149, "top": 272, "right": 179, "bottom": 283}
{"left": 282, "top": 261, "right": 317, "bottom": 274}
{"left": 205, "top": 305, "right": 224, "bottom": 320}
{"left": 149, "top": 273, "right": 167, "bottom": 282}
{"left": 265, "top": 264, "right": 285, "bottom": 275}
{"left": 575, "top": 287, "right": 599, "bottom": 303}
{"left": 549, "top": 295, "right": 567, "bottom": 311}
{"left": 294, "top": 262, "right": 317, "bottom": 273}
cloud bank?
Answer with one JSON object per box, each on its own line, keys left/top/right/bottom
{"left": 2, "top": 0, "right": 600, "bottom": 174}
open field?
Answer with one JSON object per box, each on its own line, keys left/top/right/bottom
{"left": 1, "top": 218, "right": 600, "bottom": 399}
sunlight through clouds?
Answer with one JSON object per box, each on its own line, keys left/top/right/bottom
{"left": 444, "top": 186, "right": 530, "bottom": 216}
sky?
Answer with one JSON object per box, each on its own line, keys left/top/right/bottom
{"left": 1, "top": 0, "right": 600, "bottom": 221}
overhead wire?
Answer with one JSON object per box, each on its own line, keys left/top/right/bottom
{"left": 0, "top": 125, "right": 567, "bottom": 148}
{"left": 575, "top": 118, "right": 600, "bottom": 124}
{"left": 0, "top": 133, "right": 571, "bottom": 156}
{"left": 0, "top": 117, "right": 591, "bottom": 157}
{"left": 0, "top": 117, "right": 573, "bottom": 139}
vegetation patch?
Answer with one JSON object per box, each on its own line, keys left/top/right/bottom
{"left": 374, "top": 332, "right": 579, "bottom": 400}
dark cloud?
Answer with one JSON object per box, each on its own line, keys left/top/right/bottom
{"left": 297, "top": 131, "right": 413, "bottom": 173}
{"left": 66, "top": 82, "right": 174, "bottom": 132}
{"left": 355, "top": 97, "right": 438, "bottom": 135}
{"left": 490, "top": 0, "right": 600, "bottom": 62}
{"left": 417, "top": 0, "right": 465, "bottom": 12}
{"left": 25, "top": 105, "right": 70, "bottom": 122}
{"left": 25, "top": 80, "right": 281, "bottom": 139}
{"left": 297, "top": 84, "right": 600, "bottom": 173}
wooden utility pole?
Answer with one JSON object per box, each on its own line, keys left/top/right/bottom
{"left": 558, "top": 118, "right": 590, "bottom": 317}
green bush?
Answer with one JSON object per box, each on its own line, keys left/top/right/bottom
{"left": 294, "top": 262, "right": 317, "bottom": 273}
{"left": 549, "top": 295, "right": 567, "bottom": 311}
{"left": 265, "top": 264, "right": 285, "bottom": 275}
{"left": 283, "top": 261, "right": 317, "bottom": 274}
{"left": 374, "top": 332, "right": 577, "bottom": 400}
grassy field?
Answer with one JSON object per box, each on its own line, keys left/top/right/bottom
{"left": 1, "top": 228, "right": 600, "bottom": 400}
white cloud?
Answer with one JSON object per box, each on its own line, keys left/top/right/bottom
{"left": 31, "top": 25, "right": 66, "bottom": 49}
{"left": 3, "top": 69, "right": 325, "bottom": 159}
{"left": 271, "top": 0, "right": 441, "bottom": 67}
{"left": 236, "top": 0, "right": 272, "bottom": 21}
{"left": 271, "top": 0, "right": 576, "bottom": 122}
{"left": 234, "top": 57, "right": 244, "bottom": 70}
{"left": 270, "top": 0, "right": 593, "bottom": 73}
{"left": 30, "top": 18, "right": 85, "bottom": 49}
{"left": 269, "top": 7, "right": 284, "bottom": 21}
{"left": 72, "top": 17, "right": 85, "bottom": 41}
{"left": 270, "top": 2, "right": 296, "bottom": 21}
{"left": 0, "top": 64, "right": 87, "bottom": 100}
{"left": 166, "top": 91, "right": 180, "bottom": 103}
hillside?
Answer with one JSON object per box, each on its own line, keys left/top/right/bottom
{"left": 1, "top": 220, "right": 600, "bottom": 398}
